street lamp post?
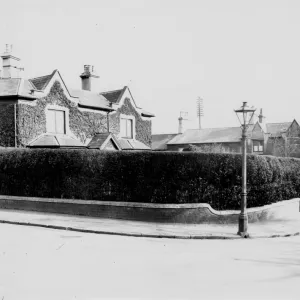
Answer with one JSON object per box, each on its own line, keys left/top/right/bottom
{"left": 234, "top": 102, "right": 256, "bottom": 238}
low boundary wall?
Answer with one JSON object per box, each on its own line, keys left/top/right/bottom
{"left": 0, "top": 195, "right": 299, "bottom": 224}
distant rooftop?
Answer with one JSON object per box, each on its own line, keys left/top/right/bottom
{"left": 152, "top": 133, "right": 179, "bottom": 150}
{"left": 167, "top": 127, "right": 245, "bottom": 145}
{"left": 266, "top": 122, "right": 292, "bottom": 137}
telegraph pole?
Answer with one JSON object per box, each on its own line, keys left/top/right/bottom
{"left": 196, "top": 97, "right": 204, "bottom": 129}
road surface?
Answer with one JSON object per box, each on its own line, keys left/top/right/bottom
{"left": 0, "top": 223, "right": 299, "bottom": 300}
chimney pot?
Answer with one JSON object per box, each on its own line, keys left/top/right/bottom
{"left": 80, "top": 64, "right": 99, "bottom": 91}
{"left": 258, "top": 108, "right": 264, "bottom": 123}
{"left": 1, "top": 44, "right": 23, "bottom": 78}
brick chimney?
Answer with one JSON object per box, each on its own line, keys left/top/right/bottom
{"left": 258, "top": 108, "right": 265, "bottom": 123}
{"left": 80, "top": 65, "right": 99, "bottom": 91}
{"left": 178, "top": 112, "right": 188, "bottom": 134}
{"left": 1, "top": 44, "right": 24, "bottom": 78}
{"left": 178, "top": 116, "right": 183, "bottom": 134}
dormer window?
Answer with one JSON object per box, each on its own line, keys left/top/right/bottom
{"left": 253, "top": 140, "right": 263, "bottom": 152}
{"left": 120, "top": 114, "right": 135, "bottom": 139}
{"left": 46, "top": 106, "right": 69, "bottom": 135}
{"left": 47, "top": 109, "right": 66, "bottom": 134}
{"left": 120, "top": 118, "right": 133, "bottom": 138}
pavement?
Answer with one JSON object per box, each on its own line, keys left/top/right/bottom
{"left": 0, "top": 208, "right": 299, "bottom": 239}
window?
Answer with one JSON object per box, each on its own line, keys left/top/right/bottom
{"left": 120, "top": 118, "right": 133, "bottom": 139}
{"left": 253, "top": 140, "right": 263, "bottom": 152}
{"left": 47, "top": 109, "right": 66, "bottom": 134}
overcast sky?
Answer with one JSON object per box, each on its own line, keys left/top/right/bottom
{"left": 1, "top": 0, "right": 300, "bottom": 133}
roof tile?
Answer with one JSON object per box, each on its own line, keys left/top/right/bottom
{"left": 168, "top": 127, "right": 244, "bottom": 145}
{"left": 152, "top": 134, "right": 179, "bottom": 150}
{"left": 266, "top": 122, "right": 292, "bottom": 137}
{"left": 29, "top": 72, "right": 55, "bottom": 90}
{"left": 28, "top": 134, "right": 84, "bottom": 148}
{"left": 100, "top": 88, "right": 124, "bottom": 103}
{"left": 118, "top": 138, "right": 150, "bottom": 150}
{"left": 69, "top": 88, "right": 113, "bottom": 111}
{"left": 88, "top": 133, "right": 111, "bottom": 149}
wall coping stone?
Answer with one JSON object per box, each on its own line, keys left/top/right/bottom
{"left": 0, "top": 195, "right": 299, "bottom": 217}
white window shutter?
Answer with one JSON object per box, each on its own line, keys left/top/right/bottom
{"left": 47, "top": 109, "right": 56, "bottom": 133}
{"left": 55, "top": 110, "right": 65, "bottom": 134}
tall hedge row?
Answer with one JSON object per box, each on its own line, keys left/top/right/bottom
{"left": 0, "top": 148, "right": 300, "bottom": 209}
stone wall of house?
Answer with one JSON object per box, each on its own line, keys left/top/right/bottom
{"left": 16, "top": 81, "right": 152, "bottom": 147}
{"left": 17, "top": 81, "right": 108, "bottom": 146}
{"left": 0, "top": 103, "right": 15, "bottom": 147}
{"left": 109, "top": 98, "right": 152, "bottom": 147}
{"left": 287, "top": 121, "right": 300, "bottom": 138}
{"left": 263, "top": 121, "right": 300, "bottom": 157}
{"left": 17, "top": 101, "right": 46, "bottom": 147}
{"left": 286, "top": 122, "right": 300, "bottom": 157}
{"left": 265, "top": 137, "right": 282, "bottom": 156}
{"left": 251, "top": 123, "right": 264, "bottom": 140}
{"left": 265, "top": 121, "right": 300, "bottom": 158}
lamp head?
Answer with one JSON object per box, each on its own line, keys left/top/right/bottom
{"left": 234, "top": 102, "right": 256, "bottom": 127}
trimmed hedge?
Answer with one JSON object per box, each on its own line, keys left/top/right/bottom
{"left": 0, "top": 148, "right": 300, "bottom": 210}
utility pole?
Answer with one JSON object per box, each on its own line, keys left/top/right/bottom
{"left": 196, "top": 97, "right": 204, "bottom": 129}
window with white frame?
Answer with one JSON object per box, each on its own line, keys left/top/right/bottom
{"left": 47, "top": 109, "right": 66, "bottom": 134}
{"left": 120, "top": 117, "right": 133, "bottom": 139}
{"left": 253, "top": 140, "right": 264, "bottom": 152}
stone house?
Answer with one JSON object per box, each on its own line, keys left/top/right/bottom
{"left": 0, "top": 47, "right": 154, "bottom": 150}
{"left": 153, "top": 110, "right": 300, "bottom": 157}
{"left": 264, "top": 120, "right": 300, "bottom": 157}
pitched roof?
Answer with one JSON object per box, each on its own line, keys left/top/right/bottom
{"left": 29, "top": 71, "right": 56, "bottom": 90}
{"left": 100, "top": 86, "right": 154, "bottom": 117}
{"left": 118, "top": 138, "right": 151, "bottom": 150}
{"left": 167, "top": 127, "right": 245, "bottom": 145}
{"left": 88, "top": 132, "right": 121, "bottom": 150}
{"left": 0, "top": 78, "right": 36, "bottom": 99}
{"left": 69, "top": 88, "right": 114, "bottom": 111}
{"left": 100, "top": 88, "right": 125, "bottom": 103}
{"left": 88, "top": 133, "right": 150, "bottom": 150}
{"left": 27, "top": 134, "right": 85, "bottom": 148}
{"left": 152, "top": 133, "right": 179, "bottom": 150}
{"left": 0, "top": 71, "right": 154, "bottom": 116}
{"left": 266, "top": 122, "right": 292, "bottom": 137}
{"left": 141, "top": 109, "right": 155, "bottom": 117}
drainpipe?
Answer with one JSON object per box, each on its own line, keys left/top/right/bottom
{"left": 14, "top": 103, "right": 17, "bottom": 147}
{"left": 107, "top": 111, "right": 110, "bottom": 132}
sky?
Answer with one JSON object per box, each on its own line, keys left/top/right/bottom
{"left": 1, "top": 0, "right": 300, "bottom": 134}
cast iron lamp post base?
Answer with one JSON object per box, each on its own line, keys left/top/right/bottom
{"left": 237, "top": 213, "right": 250, "bottom": 238}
